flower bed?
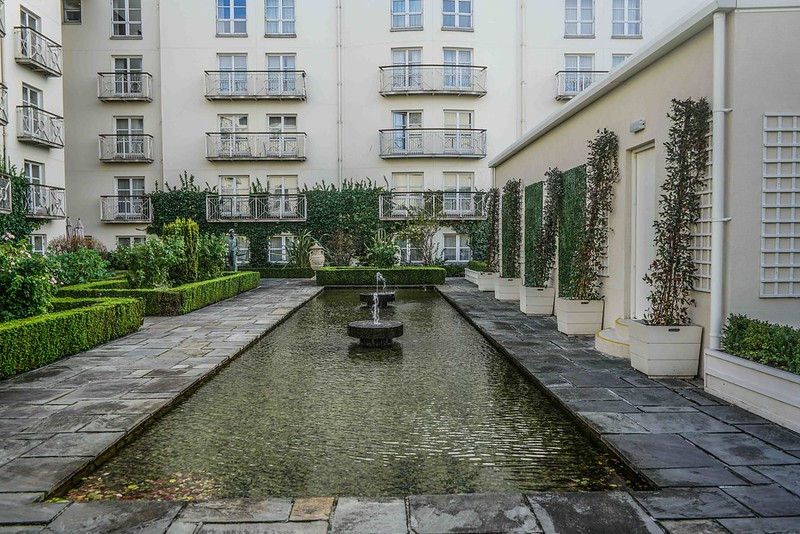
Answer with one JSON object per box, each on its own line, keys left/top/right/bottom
{"left": 315, "top": 267, "right": 446, "bottom": 286}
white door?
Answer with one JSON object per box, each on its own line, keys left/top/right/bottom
{"left": 632, "top": 146, "right": 656, "bottom": 319}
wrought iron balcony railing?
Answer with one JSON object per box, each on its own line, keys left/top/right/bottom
{"left": 555, "top": 70, "right": 608, "bottom": 100}
{"left": 100, "top": 195, "right": 152, "bottom": 222}
{"left": 206, "top": 194, "right": 307, "bottom": 222}
{"left": 99, "top": 134, "right": 154, "bottom": 162}
{"left": 14, "top": 26, "right": 62, "bottom": 77}
{"left": 26, "top": 183, "right": 66, "bottom": 219}
{"left": 379, "top": 128, "right": 487, "bottom": 158}
{"left": 379, "top": 64, "right": 487, "bottom": 96}
{"left": 97, "top": 72, "right": 153, "bottom": 101}
{"left": 0, "top": 173, "right": 11, "bottom": 215}
{"left": 0, "top": 83, "right": 7, "bottom": 126}
{"left": 206, "top": 132, "right": 307, "bottom": 161}
{"left": 0, "top": 0, "right": 5, "bottom": 38}
{"left": 204, "top": 70, "right": 306, "bottom": 100}
{"left": 17, "top": 106, "right": 64, "bottom": 148}
{"left": 379, "top": 191, "right": 489, "bottom": 221}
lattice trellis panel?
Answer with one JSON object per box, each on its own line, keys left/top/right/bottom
{"left": 691, "top": 128, "right": 713, "bottom": 292}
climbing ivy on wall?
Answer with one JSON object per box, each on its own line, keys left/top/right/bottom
{"left": 485, "top": 188, "right": 501, "bottom": 272}
{"left": 526, "top": 168, "right": 565, "bottom": 288}
{"left": 558, "top": 166, "right": 587, "bottom": 297}
{"left": 524, "top": 182, "right": 543, "bottom": 285}
{"left": 501, "top": 180, "right": 522, "bottom": 278}
{"left": 451, "top": 219, "right": 489, "bottom": 262}
{"left": 0, "top": 161, "right": 45, "bottom": 241}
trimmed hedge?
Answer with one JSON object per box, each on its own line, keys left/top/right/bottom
{"left": 0, "top": 297, "right": 144, "bottom": 379}
{"left": 57, "top": 271, "right": 260, "bottom": 316}
{"left": 558, "top": 166, "right": 587, "bottom": 297}
{"left": 443, "top": 264, "right": 465, "bottom": 278}
{"left": 721, "top": 314, "right": 800, "bottom": 375}
{"left": 243, "top": 267, "right": 315, "bottom": 279}
{"left": 316, "top": 267, "right": 446, "bottom": 286}
{"left": 467, "top": 260, "right": 489, "bottom": 272}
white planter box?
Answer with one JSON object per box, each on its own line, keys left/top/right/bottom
{"left": 705, "top": 348, "right": 800, "bottom": 433}
{"left": 464, "top": 268, "right": 480, "bottom": 285}
{"left": 520, "top": 286, "right": 555, "bottom": 315}
{"left": 476, "top": 271, "right": 499, "bottom": 292}
{"left": 629, "top": 321, "right": 702, "bottom": 378}
{"left": 555, "top": 298, "right": 604, "bottom": 335}
{"left": 494, "top": 277, "right": 521, "bottom": 301}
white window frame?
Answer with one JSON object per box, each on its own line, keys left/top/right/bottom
{"left": 442, "top": 0, "right": 472, "bottom": 30}
{"left": 392, "top": 110, "right": 423, "bottom": 153}
{"left": 265, "top": 0, "right": 295, "bottom": 36}
{"left": 611, "top": 54, "right": 629, "bottom": 68}
{"left": 111, "top": 0, "right": 142, "bottom": 38}
{"left": 217, "top": 0, "right": 247, "bottom": 36}
{"left": 396, "top": 237, "right": 421, "bottom": 264}
{"left": 565, "top": 0, "right": 594, "bottom": 37}
{"left": 24, "top": 160, "right": 47, "bottom": 217}
{"left": 563, "top": 54, "right": 595, "bottom": 95}
{"left": 267, "top": 175, "right": 298, "bottom": 216}
{"left": 443, "top": 172, "right": 474, "bottom": 214}
{"left": 266, "top": 54, "right": 297, "bottom": 93}
{"left": 218, "top": 54, "right": 248, "bottom": 94}
{"left": 219, "top": 114, "right": 250, "bottom": 156}
{"left": 267, "top": 115, "right": 298, "bottom": 157}
{"left": 114, "top": 116, "right": 145, "bottom": 158}
{"left": 269, "top": 234, "right": 295, "bottom": 264}
{"left": 30, "top": 234, "right": 46, "bottom": 255}
{"left": 116, "top": 235, "right": 146, "bottom": 248}
{"left": 219, "top": 175, "right": 251, "bottom": 218}
{"left": 115, "top": 176, "right": 146, "bottom": 218}
{"left": 444, "top": 110, "right": 474, "bottom": 153}
{"left": 391, "top": 48, "right": 422, "bottom": 90}
{"left": 392, "top": 0, "right": 423, "bottom": 30}
{"left": 612, "top": 0, "right": 641, "bottom": 37}
{"left": 391, "top": 172, "right": 423, "bottom": 213}
{"left": 443, "top": 48, "right": 473, "bottom": 89}
{"left": 443, "top": 233, "right": 471, "bottom": 263}
{"left": 63, "top": 0, "right": 82, "bottom": 23}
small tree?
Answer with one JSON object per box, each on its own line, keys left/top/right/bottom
{"left": 485, "top": 188, "right": 501, "bottom": 272}
{"left": 527, "top": 168, "right": 563, "bottom": 287}
{"left": 501, "top": 179, "right": 522, "bottom": 278}
{"left": 644, "top": 98, "right": 711, "bottom": 326}
{"left": 163, "top": 217, "right": 200, "bottom": 285}
{"left": 197, "top": 233, "right": 227, "bottom": 280}
{"left": 397, "top": 206, "right": 442, "bottom": 266}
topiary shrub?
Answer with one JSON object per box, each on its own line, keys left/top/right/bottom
{"left": 722, "top": 314, "right": 800, "bottom": 374}
{"left": 163, "top": 217, "right": 200, "bottom": 285}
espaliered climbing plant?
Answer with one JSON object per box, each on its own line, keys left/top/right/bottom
{"left": 485, "top": 188, "right": 501, "bottom": 272}
{"left": 644, "top": 98, "right": 711, "bottom": 326}
{"left": 501, "top": 179, "right": 522, "bottom": 278}
{"left": 527, "top": 168, "right": 563, "bottom": 287}
{"left": 565, "top": 129, "right": 619, "bottom": 300}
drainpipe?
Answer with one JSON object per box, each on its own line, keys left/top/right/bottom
{"left": 709, "top": 11, "right": 730, "bottom": 350}
{"left": 518, "top": 0, "right": 526, "bottom": 137}
{"left": 336, "top": 0, "right": 343, "bottom": 187}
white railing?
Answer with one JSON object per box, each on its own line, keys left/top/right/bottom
{"left": 14, "top": 26, "right": 62, "bottom": 77}
{"left": 555, "top": 70, "right": 608, "bottom": 100}
{"left": 206, "top": 132, "right": 307, "bottom": 160}
{"left": 17, "top": 106, "right": 64, "bottom": 148}
{"left": 206, "top": 194, "right": 307, "bottom": 222}
{"left": 100, "top": 195, "right": 152, "bottom": 222}
{"left": 0, "top": 174, "right": 11, "bottom": 215}
{"left": 0, "top": 83, "right": 7, "bottom": 126}
{"left": 379, "top": 128, "right": 487, "bottom": 158}
{"left": 97, "top": 72, "right": 153, "bottom": 101}
{"left": 379, "top": 191, "right": 489, "bottom": 221}
{"left": 204, "top": 70, "right": 306, "bottom": 100}
{"left": 0, "top": 0, "right": 5, "bottom": 38}
{"left": 379, "top": 65, "right": 487, "bottom": 96}
{"left": 26, "top": 183, "right": 66, "bottom": 219}
{"left": 99, "top": 134, "right": 154, "bottom": 162}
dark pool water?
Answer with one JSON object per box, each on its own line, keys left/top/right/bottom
{"left": 72, "top": 289, "right": 625, "bottom": 499}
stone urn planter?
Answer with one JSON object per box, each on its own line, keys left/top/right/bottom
{"left": 476, "top": 271, "right": 499, "bottom": 292}
{"left": 520, "top": 287, "right": 555, "bottom": 315}
{"left": 494, "top": 277, "right": 521, "bottom": 302}
{"left": 308, "top": 243, "right": 325, "bottom": 271}
{"left": 555, "top": 298, "right": 604, "bottom": 335}
{"left": 629, "top": 321, "right": 702, "bottom": 378}
{"left": 705, "top": 348, "right": 800, "bottom": 433}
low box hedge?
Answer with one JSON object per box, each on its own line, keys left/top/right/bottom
{"left": 57, "top": 271, "right": 260, "bottom": 316}
{"left": 242, "top": 267, "right": 315, "bottom": 279}
{"left": 467, "top": 260, "right": 489, "bottom": 272}
{"left": 721, "top": 314, "right": 800, "bottom": 375}
{"left": 0, "top": 297, "right": 144, "bottom": 379}
{"left": 315, "top": 267, "right": 446, "bottom": 286}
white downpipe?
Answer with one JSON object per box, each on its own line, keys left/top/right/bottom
{"left": 518, "top": 0, "right": 526, "bottom": 137}
{"left": 710, "top": 11, "right": 729, "bottom": 350}
{"left": 336, "top": 0, "right": 343, "bottom": 187}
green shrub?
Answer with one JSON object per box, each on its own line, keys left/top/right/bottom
{"left": 163, "top": 217, "right": 200, "bottom": 285}
{"left": 0, "top": 297, "right": 143, "bottom": 379}
{"left": 114, "top": 236, "right": 184, "bottom": 289}
{"left": 467, "top": 260, "right": 488, "bottom": 272}
{"left": 47, "top": 235, "right": 109, "bottom": 258}
{"left": 721, "top": 315, "right": 800, "bottom": 374}
{"left": 316, "top": 267, "right": 445, "bottom": 286}
{"left": 286, "top": 230, "right": 316, "bottom": 268}
{"left": 52, "top": 247, "right": 111, "bottom": 286}
{"left": 443, "top": 264, "right": 465, "bottom": 277}
{"left": 243, "top": 267, "right": 315, "bottom": 279}
{"left": 0, "top": 233, "right": 59, "bottom": 322}
{"left": 198, "top": 233, "right": 227, "bottom": 280}
{"left": 501, "top": 179, "right": 522, "bottom": 278}
{"left": 365, "top": 233, "right": 398, "bottom": 268}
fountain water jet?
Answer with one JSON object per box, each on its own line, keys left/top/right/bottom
{"left": 348, "top": 272, "right": 403, "bottom": 346}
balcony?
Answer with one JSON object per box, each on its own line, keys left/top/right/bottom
{"left": 206, "top": 132, "right": 306, "bottom": 161}
{"left": 0, "top": 83, "right": 7, "bottom": 126}
{"left": 14, "top": 26, "right": 62, "bottom": 77}
{"left": 206, "top": 194, "right": 307, "bottom": 222}
{"left": 379, "top": 128, "right": 487, "bottom": 159}
{"left": 0, "top": 174, "right": 11, "bottom": 215}
{"left": 204, "top": 71, "right": 306, "bottom": 100}
{"left": 99, "top": 134, "right": 154, "bottom": 163}
{"left": 26, "top": 183, "right": 66, "bottom": 219}
{"left": 379, "top": 191, "right": 489, "bottom": 221}
{"left": 379, "top": 65, "right": 487, "bottom": 96}
{"left": 17, "top": 106, "right": 64, "bottom": 148}
{"left": 0, "top": 0, "right": 5, "bottom": 38}
{"left": 555, "top": 70, "right": 608, "bottom": 100}
{"left": 97, "top": 72, "right": 153, "bottom": 102}
{"left": 100, "top": 195, "right": 152, "bottom": 223}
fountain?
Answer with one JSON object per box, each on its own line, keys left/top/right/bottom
{"left": 359, "top": 272, "right": 396, "bottom": 308}
{"left": 348, "top": 272, "right": 403, "bottom": 346}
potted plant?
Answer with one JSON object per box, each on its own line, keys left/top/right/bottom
{"left": 556, "top": 129, "right": 619, "bottom": 334}
{"left": 630, "top": 98, "right": 711, "bottom": 377}
{"left": 495, "top": 179, "right": 522, "bottom": 301}
{"left": 476, "top": 188, "right": 501, "bottom": 291}
{"left": 521, "top": 168, "right": 562, "bottom": 315}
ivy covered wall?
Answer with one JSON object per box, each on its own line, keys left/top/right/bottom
{"left": 524, "top": 182, "right": 544, "bottom": 286}
{"left": 558, "top": 166, "right": 586, "bottom": 297}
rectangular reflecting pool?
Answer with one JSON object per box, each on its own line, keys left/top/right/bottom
{"left": 70, "top": 289, "right": 628, "bottom": 500}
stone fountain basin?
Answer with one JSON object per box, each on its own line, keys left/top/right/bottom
{"left": 347, "top": 320, "right": 404, "bottom": 347}
{"left": 359, "top": 292, "right": 396, "bottom": 307}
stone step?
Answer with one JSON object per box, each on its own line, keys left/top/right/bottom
{"left": 595, "top": 326, "right": 630, "bottom": 359}
{"left": 615, "top": 317, "right": 635, "bottom": 343}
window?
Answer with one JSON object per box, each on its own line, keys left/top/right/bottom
{"left": 396, "top": 237, "right": 421, "bottom": 264}
{"left": 612, "top": 0, "right": 641, "bottom": 37}
{"left": 391, "top": 48, "right": 422, "bottom": 90}
{"left": 392, "top": 111, "right": 423, "bottom": 153}
{"left": 611, "top": 54, "right": 629, "bottom": 68}
{"left": 112, "top": 0, "right": 142, "bottom": 37}
{"left": 218, "top": 54, "right": 248, "bottom": 94}
{"left": 444, "top": 110, "right": 474, "bottom": 153}
{"left": 219, "top": 114, "right": 249, "bottom": 156}
{"left": 443, "top": 0, "right": 471, "bottom": 30}
{"left": 563, "top": 54, "right": 594, "bottom": 94}
{"left": 24, "top": 161, "right": 45, "bottom": 216}
{"left": 30, "top": 234, "right": 46, "bottom": 255}
{"left": 443, "top": 234, "right": 470, "bottom": 262}
{"left": 19, "top": 10, "right": 41, "bottom": 61}
{"left": 266, "top": 54, "right": 296, "bottom": 93}
{"left": 115, "top": 177, "right": 145, "bottom": 219}
{"left": 443, "top": 48, "right": 472, "bottom": 89}
{"left": 269, "top": 234, "right": 294, "bottom": 263}
{"left": 116, "top": 235, "right": 146, "bottom": 248}
{"left": 392, "top": 0, "right": 422, "bottom": 30}
{"left": 565, "top": 0, "right": 594, "bottom": 37}
{"left": 443, "top": 172, "right": 474, "bottom": 214}
{"left": 63, "top": 0, "right": 82, "bottom": 23}
{"left": 265, "top": 0, "right": 295, "bottom": 36}
{"left": 217, "top": 0, "right": 247, "bottom": 35}
{"left": 219, "top": 175, "right": 250, "bottom": 217}
{"left": 267, "top": 175, "right": 299, "bottom": 216}
{"left": 113, "top": 56, "right": 144, "bottom": 95}
{"left": 267, "top": 115, "right": 298, "bottom": 157}
{"left": 391, "top": 172, "right": 423, "bottom": 212}
{"left": 114, "top": 117, "right": 145, "bottom": 158}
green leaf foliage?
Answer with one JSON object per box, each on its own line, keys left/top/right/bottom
{"left": 501, "top": 180, "right": 523, "bottom": 278}
{"left": 722, "top": 314, "right": 800, "bottom": 375}
{"left": 114, "top": 236, "right": 184, "bottom": 289}
{"left": 163, "top": 218, "right": 200, "bottom": 285}
{"left": 558, "top": 166, "right": 587, "bottom": 297}
{"left": 485, "top": 188, "right": 501, "bottom": 272}
{"left": 0, "top": 235, "right": 59, "bottom": 322}
{"left": 0, "top": 163, "right": 45, "bottom": 239}
{"left": 52, "top": 247, "right": 112, "bottom": 286}
{"left": 315, "top": 267, "right": 446, "bottom": 286}
{"left": 467, "top": 260, "right": 487, "bottom": 272}
{"left": 451, "top": 219, "right": 489, "bottom": 263}
{"left": 524, "top": 182, "right": 544, "bottom": 285}
{"left": 197, "top": 233, "right": 227, "bottom": 280}
{"left": 243, "top": 267, "right": 315, "bottom": 278}
{"left": 526, "top": 168, "right": 564, "bottom": 288}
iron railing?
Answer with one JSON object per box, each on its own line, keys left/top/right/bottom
{"left": 97, "top": 72, "right": 153, "bottom": 101}
{"left": 379, "top": 191, "right": 489, "bottom": 221}
{"left": 379, "top": 128, "right": 487, "bottom": 158}
{"left": 555, "top": 70, "right": 608, "bottom": 100}
{"left": 204, "top": 70, "right": 306, "bottom": 100}
{"left": 0, "top": 0, "right": 5, "bottom": 38}
{"left": 99, "top": 134, "right": 154, "bottom": 162}
{"left": 17, "top": 106, "right": 64, "bottom": 148}
{"left": 379, "top": 64, "right": 487, "bottom": 96}
{"left": 100, "top": 195, "right": 152, "bottom": 222}
{"left": 0, "top": 173, "right": 11, "bottom": 214}
{"left": 26, "top": 183, "right": 66, "bottom": 219}
{"left": 206, "top": 194, "right": 307, "bottom": 222}
{"left": 0, "top": 83, "right": 7, "bottom": 126}
{"left": 14, "top": 26, "right": 62, "bottom": 77}
{"left": 205, "top": 132, "right": 307, "bottom": 161}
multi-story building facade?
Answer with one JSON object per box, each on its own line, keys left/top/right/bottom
{"left": 60, "top": 0, "right": 696, "bottom": 260}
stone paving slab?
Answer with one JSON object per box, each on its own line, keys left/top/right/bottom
{"left": 527, "top": 491, "right": 661, "bottom": 534}
{"left": 329, "top": 497, "right": 406, "bottom": 534}
{"left": 41, "top": 501, "right": 182, "bottom": 533}
{"left": 408, "top": 493, "right": 541, "bottom": 533}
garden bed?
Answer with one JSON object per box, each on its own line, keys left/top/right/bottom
{"left": 315, "top": 267, "right": 446, "bottom": 286}
{"left": 0, "top": 297, "right": 143, "bottom": 379}
{"left": 58, "top": 271, "right": 260, "bottom": 316}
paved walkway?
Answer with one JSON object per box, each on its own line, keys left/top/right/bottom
{"left": 1, "top": 279, "right": 799, "bottom": 533}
